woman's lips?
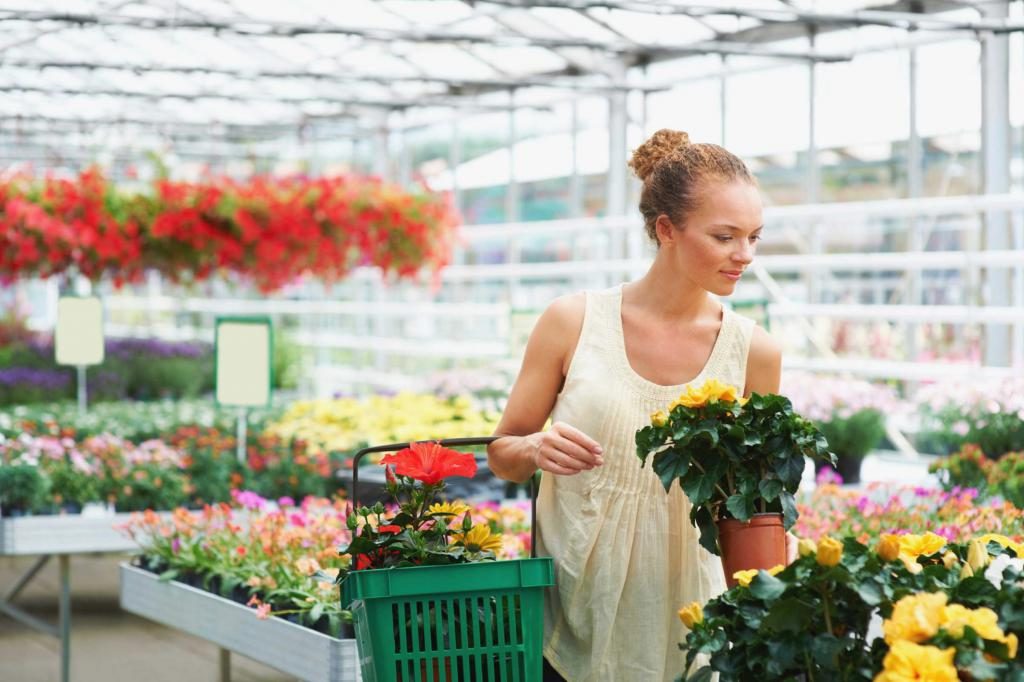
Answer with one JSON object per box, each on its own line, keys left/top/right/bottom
{"left": 721, "top": 270, "right": 743, "bottom": 281}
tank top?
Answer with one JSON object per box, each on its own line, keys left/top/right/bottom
{"left": 537, "top": 284, "right": 756, "bottom": 681}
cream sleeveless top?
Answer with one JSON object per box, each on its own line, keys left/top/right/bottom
{"left": 537, "top": 284, "right": 756, "bottom": 681}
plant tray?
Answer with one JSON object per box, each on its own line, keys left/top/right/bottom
{"left": 343, "top": 558, "right": 554, "bottom": 682}
{"left": 120, "top": 563, "right": 359, "bottom": 682}
{"left": 0, "top": 512, "right": 140, "bottom": 556}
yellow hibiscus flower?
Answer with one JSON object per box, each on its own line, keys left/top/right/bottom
{"left": 817, "top": 536, "right": 843, "bottom": 567}
{"left": 975, "top": 533, "right": 1024, "bottom": 559}
{"left": 876, "top": 534, "right": 901, "bottom": 562}
{"left": 874, "top": 640, "right": 957, "bottom": 682}
{"left": 678, "top": 602, "right": 703, "bottom": 628}
{"left": 452, "top": 524, "right": 503, "bottom": 554}
{"left": 942, "top": 604, "right": 1003, "bottom": 641}
{"left": 883, "top": 592, "right": 948, "bottom": 644}
{"left": 732, "top": 569, "right": 759, "bottom": 588}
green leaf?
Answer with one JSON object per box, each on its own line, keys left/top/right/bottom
{"left": 758, "top": 478, "right": 783, "bottom": 502}
{"left": 687, "top": 666, "right": 714, "bottom": 682}
{"left": 158, "top": 569, "right": 179, "bottom": 582}
{"left": 309, "top": 602, "right": 324, "bottom": 623}
{"left": 779, "top": 492, "right": 798, "bottom": 530}
{"left": 855, "top": 579, "right": 883, "bottom": 607}
{"left": 651, "top": 447, "right": 689, "bottom": 493}
{"left": 761, "top": 597, "right": 813, "bottom": 633}
{"left": 810, "top": 634, "right": 846, "bottom": 669}
{"left": 725, "top": 494, "right": 753, "bottom": 521}
{"left": 749, "top": 572, "right": 786, "bottom": 601}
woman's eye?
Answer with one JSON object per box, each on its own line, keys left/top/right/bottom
{"left": 714, "top": 235, "right": 732, "bottom": 242}
{"left": 750, "top": 235, "right": 762, "bottom": 243}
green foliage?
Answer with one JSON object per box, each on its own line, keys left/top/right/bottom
{"left": 681, "top": 537, "right": 1024, "bottom": 681}
{"left": 636, "top": 391, "right": 833, "bottom": 555}
{"left": 113, "top": 462, "right": 189, "bottom": 512}
{"left": 0, "top": 464, "right": 49, "bottom": 514}
{"left": 817, "top": 408, "right": 886, "bottom": 461}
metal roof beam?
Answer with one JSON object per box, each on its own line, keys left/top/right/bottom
{"left": 472, "top": 1, "right": 1020, "bottom": 34}
{"left": 0, "top": 84, "right": 545, "bottom": 111}
{"left": 0, "top": 9, "right": 851, "bottom": 62}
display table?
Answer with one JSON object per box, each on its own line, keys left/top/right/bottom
{"left": 120, "top": 563, "right": 359, "bottom": 682}
{"left": 0, "top": 511, "right": 142, "bottom": 682}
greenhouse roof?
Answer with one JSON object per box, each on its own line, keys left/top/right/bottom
{"left": 0, "top": 0, "right": 1012, "bottom": 162}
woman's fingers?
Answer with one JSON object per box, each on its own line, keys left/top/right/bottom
{"left": 551, "top": 422, "right": 604, "bottom": 465}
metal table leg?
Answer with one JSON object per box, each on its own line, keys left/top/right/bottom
{"left": 59, "top": 555, "right": 71, "bottom": 682}
{"left": 220, "top": 647, "right": 231, "bottom": 682}
{"left": 0, "top": 554, "right": 72, "bottom": 682}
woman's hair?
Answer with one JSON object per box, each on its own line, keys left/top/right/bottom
{"left": 628, "top": 129, "right": 754, "bottom": 244}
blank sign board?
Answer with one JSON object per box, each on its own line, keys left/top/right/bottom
{"left": 55, "top": 297, "right": 104, "bottom": 366}
{"left": 215, "top": 318, "right": 272, "bottom": 407}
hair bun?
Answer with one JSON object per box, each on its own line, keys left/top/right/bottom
{"left": 628, "top": 129, "right": 690, "bottom": 182}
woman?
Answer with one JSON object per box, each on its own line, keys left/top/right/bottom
{"left": 487, "top": 129, "right": 783, "bottom": 681}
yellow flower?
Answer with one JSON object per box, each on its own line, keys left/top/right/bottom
{"left": 678, "top": 602, "right": 703, "bottom": 628}
{"left": 732, "top": 569, "right": 759, "bottom": 588}
{"left": 941, "top": 551, "right": 958, "bottom": 570}
{"left": 817, "top": 536, "right": 843, "bottom": 567}
{"left": 883, "top": 592, "right": 948, "bottom": 644}
{"left": 671, "top": 384, "right": 711, "bottom": 409}
{"left": 428, "top": 501, "right": 470, "bottom": 518}
{"left": 975, "top": 533, "right": 1024, "bottom": 558}
{"left": 650, "top": 410, "right": 668, "bottom": 427}
{"left": 1006, "top": 633, "right": 1019, "bottom": 659}
{"left": 877, "top": 534, "right": 901, "bottom": 562}
{"left": 942, "top": 604, "right": 1003, "bottom": 640}
{"left": 874, "top": 640, "right": 957, "bottom": 682}
{"left": 960, "top": 563, "right": 974, "bottom": 579}
{"left": 797, "top": 538, "right": 817, "bottom": 558}
{"left": 967, "top": 539, "right": 990, "bottom": 572}
{"left": 766, "top": 564, "right": 786, "bottom": 576}
{"left": 701, "top": 378, "right": 740, "bottom": 404}
{"left": 898, "top": 532, "right": 947, "bottom": 559}
{"left": 452, "top": 524, "right": 503, "bottom": 554}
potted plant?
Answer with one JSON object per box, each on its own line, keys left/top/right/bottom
{"left": 339, "top": 438, "right": 553, "bottom": 682}
{"left": 782, "top": 372, "right": 895, "bottom": 484}
{"left": 636, "top": 379, "right": 833, "bottom": 586}
{"left": 0, "top": 463, "right": 49, "bottom": 516}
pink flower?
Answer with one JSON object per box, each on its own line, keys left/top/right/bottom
{"left": 256, "top": 603, "right": 271, "bottom": 619}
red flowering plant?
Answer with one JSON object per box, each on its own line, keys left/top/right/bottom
{"left": 337, "top": 441, "right": 503, "bottom": 580}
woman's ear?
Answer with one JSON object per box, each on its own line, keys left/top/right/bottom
{"left": 654, "top": 214, "right": 677, "bottom": 246}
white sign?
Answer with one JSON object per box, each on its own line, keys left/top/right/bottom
{"left": 215, "top": 319, "right": 272, "bottom": 407}
{"left": 55, "top": 297, "right": 104, "bottom": 366}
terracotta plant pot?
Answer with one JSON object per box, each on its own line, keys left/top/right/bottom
{"left": 717, "top": 513, "right": 787, "bottom": 588}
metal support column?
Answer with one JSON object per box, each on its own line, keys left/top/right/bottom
{"left": 569, "top": 99, "right": 583, "bottom": 218}
{"left": 607, "top": 65, "right": 629, "bottom": 219}
{"left": 373, "top": 121, "right": 390, "bottom": 181}
{"left": 720, "top": 55, "right": 728, "bottom": 147}
{"left": 981, "top": 0, "right": 1012, "bottom": 366}
{"left": 505, "top": 90, "right": 520, "bottom": 223}
{"left": 906, "top": 46, "right": 924, "bottom": 364}
{"left": 450, "top": 117, "right": 463, "bottom": 227}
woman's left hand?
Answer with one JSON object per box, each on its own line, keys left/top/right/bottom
{"left": 786, "top": 532, "right": 798, "bottom": 564}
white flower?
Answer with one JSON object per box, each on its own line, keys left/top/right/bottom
{"left": 983, "top": 553, "right": 1024, "bottom": 589}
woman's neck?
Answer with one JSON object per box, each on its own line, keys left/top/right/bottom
{"left": 626, "top": 251, "right": 717, "bottom": 322}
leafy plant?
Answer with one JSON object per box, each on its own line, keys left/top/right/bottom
{"left": 636, "top": 379, "right": 834, "bottom": 555}
{"left": 338, "top": 441, "right": 501, "bottom": 577}
{"left": 817, "top": 408, "right": 886, "bottom": 462}
{"left": 679, "top": 533, "right": 1024, "bottom": 681}
{"left": 0, "top": 464, "right": 49, "bottom": 514}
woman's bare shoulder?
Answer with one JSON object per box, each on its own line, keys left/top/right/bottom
{"left": 745, "top": 323, "right": 782, "bottom": 394}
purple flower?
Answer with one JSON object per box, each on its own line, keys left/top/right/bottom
{"left": 0, "top": 367, "right": 71, "bottom": 391}
{"left": 171, "top": 537, "right": 181, "bottom": 554}
{"left": 278, "top": 496, "right": 296, "bottom": 508}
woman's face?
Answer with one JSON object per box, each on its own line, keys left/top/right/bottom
{"left": 657, "top": 180, "right": 763, "bottom": 296}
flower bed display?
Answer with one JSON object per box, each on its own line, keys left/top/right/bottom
{"left": 914, "top": 376, "right": 1024, "bottom": 457}
{"left": 678, "top": 533, "right": 1024, "bottom": 680}
{"left": 793, "top": 479, "right": 1024, "bottom": 546}
{"left": 0, "top": 169, "right": 459, "bottom": 291}
{"left": 930, "top": 443, "right": 1024, "bottom": 509}
{"left": 120, "top": 492, "right": 532, "bottom": 638}
{"left": 265, "top": 393, "right": 500, "bottom": 462}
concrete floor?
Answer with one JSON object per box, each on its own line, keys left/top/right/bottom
{"left": 0, "top": 554, "right": 293, "bottom": 682}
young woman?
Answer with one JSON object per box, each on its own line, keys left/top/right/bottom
{"left": 487, "top": 129, "right": 783, "bottom": 680}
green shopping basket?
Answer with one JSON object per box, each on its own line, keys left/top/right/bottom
{"left": 342, "top": 437, "right": 555, "bottom": 682}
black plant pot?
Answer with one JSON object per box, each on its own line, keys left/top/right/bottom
{"left": 816, "top": 453, "right": 863, "bottom": 485}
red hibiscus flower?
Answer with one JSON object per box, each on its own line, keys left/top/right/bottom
{"left": 379, "top": 441, "right": 477, "bottom": 485}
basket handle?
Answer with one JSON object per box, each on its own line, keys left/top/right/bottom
{"left": 350, "top": 436, "right": 539, "bottom": 560}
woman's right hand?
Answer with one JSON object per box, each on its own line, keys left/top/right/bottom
{"left": 529, "top": 421, "right": 604, "bottom": 476}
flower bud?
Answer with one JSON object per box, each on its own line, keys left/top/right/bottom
{"left": 960, "top": 562, "right": 974, "bottom": 579}
{"left": 678, "top": 601, "right": 703, "bottom": 628}
{"left": 733, "top": 569, "right": 759, "bottom": 588}
{"left": 817, "top": 536, "right": 843, "bottom": 567}
{"left": 651, "top": 410, "right": 668, "bottom": 427}
{"left": 797, "top": 538, "right": 817, "bottom": 558}
{"left": 876, "top": 534, "right": 901, "bottom": 562}
{"left": 942, "top": 551, "right": 958, "bottom": 570}
{"left": 967, "top": 539, "right": 990, "bottom": 572}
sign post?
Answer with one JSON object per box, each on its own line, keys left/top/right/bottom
{"left": 54, "top": 297, "right": 104, "bottom": 415}
{"left": 214, "top": 317, "right": 273, "bottom": 464}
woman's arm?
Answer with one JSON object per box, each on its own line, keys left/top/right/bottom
{"left": 743, "top": 325, "right": 782, "bottom": 396}
{"left": 487, "top": 294, "right": 604, "bottom": 483}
